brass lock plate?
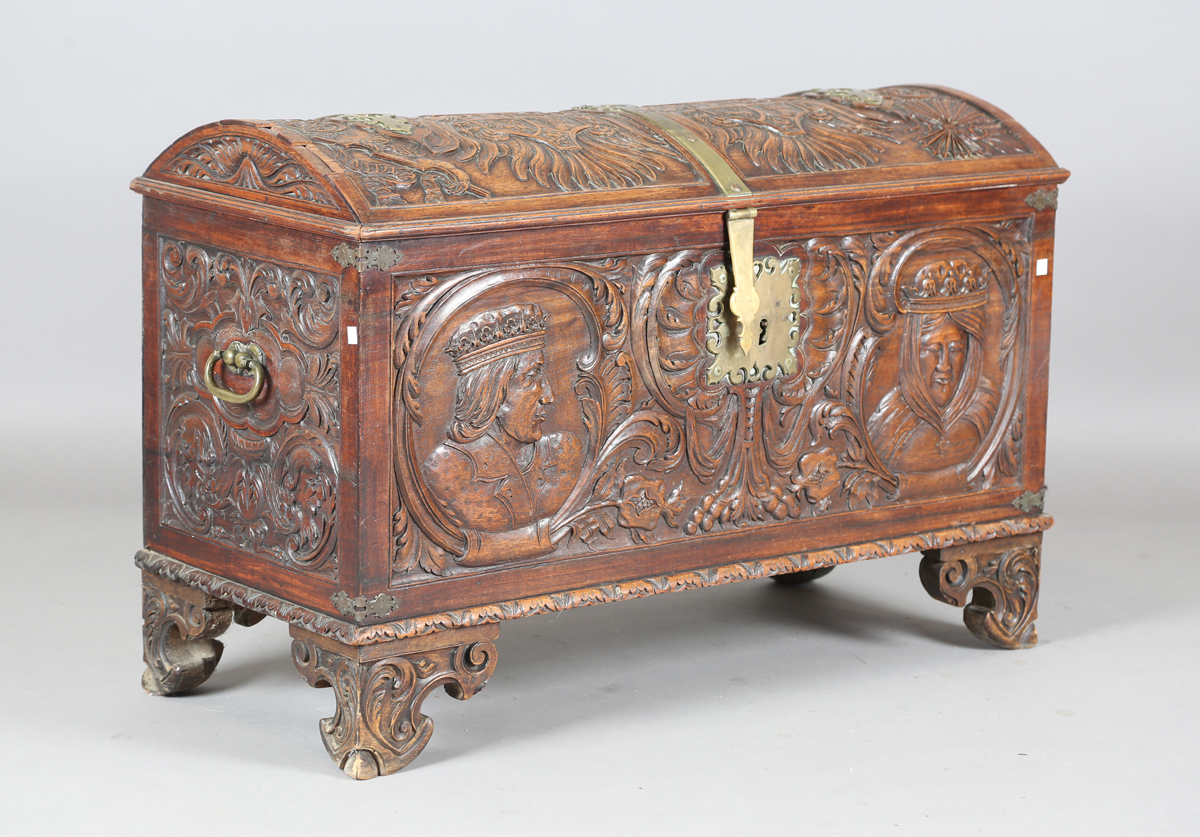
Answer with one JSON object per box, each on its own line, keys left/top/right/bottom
{"left": 706, "top": 256, "right": 801, "bottom": 385}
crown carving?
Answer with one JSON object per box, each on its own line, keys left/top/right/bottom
{"left": 446, "top": 304, "right": 548, "bottom": 374}
{"left": 897, "top": 259, "right": 988, "bottom": 313}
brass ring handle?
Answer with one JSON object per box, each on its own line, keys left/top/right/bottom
{"left": 203, "top": 341, "right": 266, "bottom": 405}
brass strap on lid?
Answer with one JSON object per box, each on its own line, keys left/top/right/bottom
{"left": 590, "top": 105, "right": 751, "bottom": 198}
{"left": 583, "top": 105, "right": 762, "bottom": 357}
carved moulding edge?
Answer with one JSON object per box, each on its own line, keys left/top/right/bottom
{"left": 136, "top": 512, "right": 1052, "bottom": 645}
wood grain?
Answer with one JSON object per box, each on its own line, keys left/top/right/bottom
{"left": 135, "top": 84, "right": 1067, "bottom": 776}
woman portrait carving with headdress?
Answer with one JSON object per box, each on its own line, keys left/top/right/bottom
{"left": 423, "top": 303, "right": 582, "bottom": 567}
{"left": 867, "top": 259, "right": 998, "bottom": 493}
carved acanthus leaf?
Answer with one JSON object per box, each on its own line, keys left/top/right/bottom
{"left": 661, "top": 97, "right": 904, "bottom": 174}
{"left": 420, "top": 112, "right": 687, "bottom": 191}
{"left": 276, "top": 110, "right": 696, "bottom": 206}
{"left": 921, "top": 534, "right": 1041, "bottom": 649}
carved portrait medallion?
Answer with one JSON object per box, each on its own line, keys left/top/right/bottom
{"left": 861, "top": 228, "right": 1027, "bottom": 497}
{"left": 392, "top": 265, "right": 684, "bottom": 578}
{"left": 420, "top": 303, "right": 584, "bottom": 565}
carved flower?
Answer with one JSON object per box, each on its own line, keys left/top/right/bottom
{"left": 617, "top": 475, "right": 685, "bottom": 534}
{"left": 792, "top": 446, "right": 842, "bottom": 506}
{"left": 895, "top": 96, "right": 1027, "bottom": 160}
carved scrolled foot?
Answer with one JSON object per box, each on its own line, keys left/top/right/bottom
{"left": 142, "top": 571, "right": 235, "bottom": 695}
{"left": 290, "top": 624, "right": 500, "bottom": 779}
{"left": 920, "top": 532, "right": 1041, "bottom": 649}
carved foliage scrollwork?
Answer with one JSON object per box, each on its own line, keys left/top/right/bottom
{"left": 142, "top": 573, "right": 233, "bottom": 695}
{"left": 158, "top": 237, "right": 340, "bottom": 578}
{"left": 162, "top": 135, "right": 341, "bottom": 208}
{"left": 656, "top": 87, "right": 1030, "bottom": 177}
{"left": 631, "top": 237, "right": 889, "bottom": 530}
{"left": 920, "top": 534, "right": 1041, "bottom": 648}
{"left": 389, "top": 220, "right": 1030, "bottom": 581}
{"left": 632, "top": 219, "right": 1028, "bottom": 528}
{"left": 291, "top": 633, "right": 498, "bottom": 779}
{"left": 275, "top": 111, "right": 700, "bottom": 207}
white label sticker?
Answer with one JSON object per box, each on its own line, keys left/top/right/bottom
{"left": 1036, "top": 258, "right": 1049, "bottom": 276}
{"left": 346, "top": 326, "right": 358, "bottom": 345}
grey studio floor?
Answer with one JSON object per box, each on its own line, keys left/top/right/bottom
{"left": 2, "top": 417, "right": 1196, "bottom": 835}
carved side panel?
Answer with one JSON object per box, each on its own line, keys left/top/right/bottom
{"left": 158, "top": 237, "right": 341, "bottom": 579}
{"left": 390, "top": 220, "right": 1031, "bottom": 582}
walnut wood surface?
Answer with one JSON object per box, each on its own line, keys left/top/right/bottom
{"left": 136, "top": 87, "right": 1060, "bottom": 229}
{"left": 389, "top": 218, "right": 1032, "bottom": 583}
{"left": 136, "top": 514, "right": 1052, "bottom": 643}
{"left": 920, "top": 532, "right": 1041, "bottom": 648}
{"left": 290, "top": 625, "right": 498, "bottom": 779}
{"left": 141, "top": 572, "right": 234, "bottom": 695}
{"left": 135, "top": 84, "right": 1065, "bottom": 776}
{"left": 137, "top": 182, "right": 1061, "bottom": 622}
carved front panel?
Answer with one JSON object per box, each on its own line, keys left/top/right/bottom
{"left": 391, "top": 220, "right": 1030, "bottom": 583}
{"left": 158, "top": 237, "right": 341, "bottom": 580}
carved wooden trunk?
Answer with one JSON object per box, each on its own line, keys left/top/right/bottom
{"left": 133, "top": 86, "right": 1066, "bottom": 779}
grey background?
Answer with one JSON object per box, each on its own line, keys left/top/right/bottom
{"left": 2, "top": 0, "right": 1197, "bottom": 833}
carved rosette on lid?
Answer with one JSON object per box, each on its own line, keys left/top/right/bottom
{"left": 388, "top": 219, "right": 1031, "bottom": 583}
{"left": 158, "top": 237, "right": 341, "bottom": 579}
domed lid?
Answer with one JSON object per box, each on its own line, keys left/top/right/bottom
{"left": 134, "top": 86, "right": 1065, "bottom": 233}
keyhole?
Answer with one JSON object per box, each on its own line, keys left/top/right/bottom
{"left": 758, "top": 318, "right": 769, "bottom": 345}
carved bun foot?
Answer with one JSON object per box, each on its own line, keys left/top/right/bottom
{"left": 920, "top": 532, "right": 1041, "bottom": 649}
{"left": 340, "top": 749, "right": 382, "bottom": 780}
{"left": 142, "top": 571, "right": 235, "bottom": 695}
{"left": 290, "top": 624, "right": 499, "bottom": 779}
{"left": 772, "top": 565, "right": 835, "bottom": 585}
{"left": 232, "top": 605, "right": 267, "bottom": 627}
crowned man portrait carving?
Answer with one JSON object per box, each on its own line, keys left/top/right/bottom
{"left": 423, "top": 304, "right": 583, "bottom": 566}
{"left": 867, "top": 259, "right": 998, "bottom": 491}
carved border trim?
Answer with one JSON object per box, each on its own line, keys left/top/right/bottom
{"left": 136, "top": 513, "right": 1052, "bottom": 644}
